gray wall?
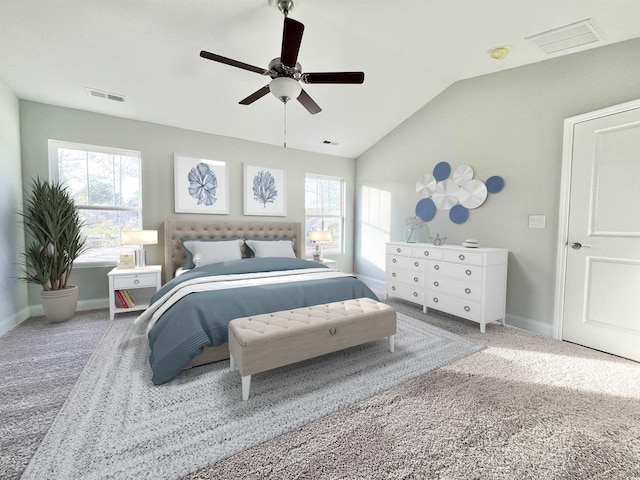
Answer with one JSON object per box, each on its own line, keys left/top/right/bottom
{"left": 355, "top": 37, "right": 640, "bottom": 333}
{"left": 0, "top": 78, "right": 28, "bottom": 332}
{"left": 19, "top": 101, "right": 355, "bottom": 306}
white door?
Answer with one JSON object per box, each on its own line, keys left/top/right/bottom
{"left": 561, "top": 102, "right": 640, "bottom": 362}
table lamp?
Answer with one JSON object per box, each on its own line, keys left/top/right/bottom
{"left": 309, "top": 230, "right": 331, "bottom": 261}
{"left": 121, "top": 230, "right": 158, "bottom": 268}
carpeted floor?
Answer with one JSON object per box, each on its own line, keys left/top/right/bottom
{"left": 3, "top": 297, "right": 640, "bottom": 480}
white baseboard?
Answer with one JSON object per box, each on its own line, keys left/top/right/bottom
{"left": 505, "top": 313, "right": 554, "bottom": 337}
{"left": 0, "top": 307, "right": 31, "bottom": 337}
{"left": 1, "top": 298, "right": 109, "bottom": 337}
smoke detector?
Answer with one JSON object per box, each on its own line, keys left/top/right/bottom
{"left": 525, "top": 19, "right": 603, "bottom": 54}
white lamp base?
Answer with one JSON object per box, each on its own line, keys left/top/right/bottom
{"left": 134, "top": 248, "right": 147, "bottom": 268}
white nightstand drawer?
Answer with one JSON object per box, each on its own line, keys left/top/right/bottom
{"left": 113, "top": 273, "right": 158, "bottom": 289}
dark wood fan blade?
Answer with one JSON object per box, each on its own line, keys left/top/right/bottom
{"left": 200, "top": 50, "right": 268, "bottom": 75}
{"left": 298, "top": 89, "right": 322, "bottom": 114}
{"left": 302, "top": 72, "right": 365, "bottom": 84}
{"left": 239, "top": 85, "right": 271, "bottom": 105}
{"left": 280, "top": 17, "right": 304, "bottom": 68}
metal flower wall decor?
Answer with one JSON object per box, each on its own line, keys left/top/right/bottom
{"left": 415, "top": 162, "right": 504, "bottom": 224}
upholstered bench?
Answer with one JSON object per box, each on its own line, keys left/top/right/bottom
{"left": 228, "top": 297, "right": 397, "bottom": 400}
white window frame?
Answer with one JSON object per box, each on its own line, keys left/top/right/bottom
{"left": 304, "top": 173, "right": 345, "bottom": 256}
{"left": 48, "top": 139, "right": 143, "bottom": 267}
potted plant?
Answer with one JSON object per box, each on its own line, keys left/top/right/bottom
{"left": 19, "top": 177, "right": 87, "bottom": 323}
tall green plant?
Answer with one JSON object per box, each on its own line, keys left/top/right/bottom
{"left": 19, "top": 178, "right": 87, "bottom": 290}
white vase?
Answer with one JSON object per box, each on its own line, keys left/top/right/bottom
{"left": 41, "top": 285, "right": 79, "bottom": 323}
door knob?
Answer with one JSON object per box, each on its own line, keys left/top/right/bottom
{"left": 571, "top": 242, "right": 591, "bottom": 250}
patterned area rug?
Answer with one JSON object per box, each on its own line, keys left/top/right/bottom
{"left": 22, "top": 313, "right": 483, "bottom": 479}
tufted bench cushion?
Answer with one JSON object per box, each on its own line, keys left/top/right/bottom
{"left": 228, "top": 297, "right": 397, "bottom": 400}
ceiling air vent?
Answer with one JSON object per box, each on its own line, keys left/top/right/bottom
{"left": 86, "top": 87, "right": 125, "bottom": 102}
{"left": 525, "top": 19, "right": 603, "bottom": 54}
{"left": 322, "top": 140, "right": 339, "bottom": 146}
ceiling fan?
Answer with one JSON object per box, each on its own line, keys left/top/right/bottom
{"left": 199, "top": 0, "right": 364, "bottom": 115}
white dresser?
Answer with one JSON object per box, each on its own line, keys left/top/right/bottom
{"left": 385, "top": 242, "right": 508, "bottom": 332}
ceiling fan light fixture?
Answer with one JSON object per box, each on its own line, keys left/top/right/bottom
{"left": 269, "top": 76, "right": 301, "bottom": 103}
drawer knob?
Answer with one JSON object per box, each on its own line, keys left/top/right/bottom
{"left": 414, "top": 261, "right": 419, "bottom": 267}
{"left": 434, "top": 281, "right": 439, "bottom": 287}
{"left": 397, "top": 248, "right": 401, "bottom": 253}
{"left": 392, "top": 272, "right": 396, "bottom": 277}
{"left": 434, "top": 264, "right": 440, "bottom": 271}
{"left": 424, "top": 250, "right": 429, "bottom": 256}
{"left": 465, "top": 269, "right": 472, "bottom": 276}
{"left": 134, "top": 279, "right": 140, "bottom": 285}
{"left": 392, "top": 286, "right": 396, "bottom": 291}
{"left": 413, "top": 292, "right": 418, "bottom": 297}
{"left": 464, "top": 306, "right": 471, "bottom": 312}
{"left": 433, "top": 297, "right": 439, "bottom": 303}
{"left": 414, "top": 277, "right": 419, "bottom": 283}
{"left": 465, "top": 288, "right": 471, "bottom": 294}
{"left": 459, "top": 254, "right": 465, "bottom": 261}
{"left": 392, "top": 258, "right": 397, "bottom": 263}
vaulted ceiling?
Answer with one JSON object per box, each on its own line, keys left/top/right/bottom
{"left": 2, "top": 0, "right": 640, "bottom": 158}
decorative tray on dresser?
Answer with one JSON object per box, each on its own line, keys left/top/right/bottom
{"left": 385, "top": 242, "right": 508, "bottom": 332}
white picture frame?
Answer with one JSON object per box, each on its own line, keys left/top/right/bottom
{"left": 174, "top": 153, "right": 229, "bottom": 214}
{"left": 243, "top": 164, "right": 286, "bottom": 216}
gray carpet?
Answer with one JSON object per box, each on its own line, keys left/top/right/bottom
{"left": 0, "top": 311, "right": 109, "bottom": 480}
{"left": 20, "top": 310, "right": 481, "bottom": 479}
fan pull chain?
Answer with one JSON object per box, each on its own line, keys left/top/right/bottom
{"left": 283, "top": 102, "right": 287, "bottom": 148}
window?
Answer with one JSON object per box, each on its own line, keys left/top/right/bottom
{"left": 49, "top": 140, "right": 142, "bottom": 265}
{"left": 305, "top": 174, "right": 345, "bottom": 256}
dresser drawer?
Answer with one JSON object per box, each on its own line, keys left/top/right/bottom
{"left": 387, "top": 268, "right": 426, "bottom": 288}
{"left": 443, "top": 250, "right": 484, "bottom": 266}
{"left": 411, "top": 246, "right": 443, "bottom": 260}
{"left": 386, "top": 244, "right": 413, "bottom": 256}
{"left": 388, "top": 255, "right": 425, "bottom": 270}
{"left": 112, "top": 273, "right": 158, "bottom": 289}
{"left": 427, "top": 294, "right": 481, "bottom": 322}
{"left": 426, "top": 261, "right": 482, "bottom": 284}
{"left": 387, "top": 282, "right": 425, "bottom": 303}
{"left": 426, "top": 276, "right": 481, "bottom": 302}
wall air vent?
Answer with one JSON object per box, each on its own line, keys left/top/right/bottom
{"left": 86, "top": 87, "right": 125, "bottom": 102}
{"left": 525, "top": 19, "right": 603, "bottom": 54}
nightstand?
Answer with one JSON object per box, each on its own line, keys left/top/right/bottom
{"left": 317, "top": 258, "right": 337, "bottom": 269}
{"left": 108, "top": 265, "right": 162, "bottom": 320}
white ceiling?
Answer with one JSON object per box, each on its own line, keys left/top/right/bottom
{"left": 2, "top": 0, "right": 640, "bottom": 158}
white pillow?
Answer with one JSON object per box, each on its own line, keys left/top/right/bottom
{"left": 182, "top": 239, "right": 243, "bottom": 267}
{"left": 244, "top": 239, "right": 296, "bottom": 258}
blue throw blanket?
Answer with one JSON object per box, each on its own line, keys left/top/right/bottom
{"left": 146, "top": 258, "right": 378, "bottom": 384}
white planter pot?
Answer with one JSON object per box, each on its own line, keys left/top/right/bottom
{"left": 41, "top": 285, "right": 79, "bottom": 323}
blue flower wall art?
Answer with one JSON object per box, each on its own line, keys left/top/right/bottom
{"left": 252, "top": 170, "right": 278, "bottom": 207}
{"left": 188, "top": 162, "right": 218, "bottom": 206}
{"left": 174, "top": 154, "right": 229, "bottom": 214}
{"left": 244, "top": 164, "right": 286, "bottom": 216}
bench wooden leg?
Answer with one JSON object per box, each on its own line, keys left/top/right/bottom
{"left": 229, "top": 354, "right": 235, "bottom": 371}
{"left": 388, "top": 334, "right": 395, "bottom": 353}
{"left": 241, "top": 375, "right": 251, "bottom": 401}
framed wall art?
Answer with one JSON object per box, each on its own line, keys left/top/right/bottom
{"left": 243, "top": 164, "right": 286, "bottom": 216}
{"left": 174, "top": 153, "right": 229, "bottom": 214}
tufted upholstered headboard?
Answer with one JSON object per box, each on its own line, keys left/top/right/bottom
{"left": 163, "top": 218, "right": 302, "bottom": 282}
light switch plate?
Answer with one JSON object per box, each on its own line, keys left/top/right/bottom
{"left": 528, "top": 214, "right": 546, "bottom": 228}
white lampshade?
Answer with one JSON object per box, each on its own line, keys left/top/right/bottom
{"left": 309, "top": 230, "right": 331, "bottom": 243}
{"left": 269, "top": 77, "right": 302, "bottom": 103}
{"left": 121, "top": 230, "right": 158, "bottom": 246}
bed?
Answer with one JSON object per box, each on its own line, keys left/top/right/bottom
{"left": 135, "top": 219, "right": 379, "bottom": 385}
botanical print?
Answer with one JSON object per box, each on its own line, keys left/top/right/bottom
{"left": 174, "top": 154, "right": 228, "bottom": 214}
{"left": 252, "top": 170, "right": 278, "bottom": 207}
{"left": 188, "top": 162, "right": 218, "bottom": 206}
{"left": 244, "top": 164, "right": 286, "bottom": 216}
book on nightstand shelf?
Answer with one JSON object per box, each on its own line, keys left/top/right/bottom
{"left": 122, "top": 290, "right": 136, "bottom": 307}
{"left": 115, "top": 290, "right": 129, "bottom": 308}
